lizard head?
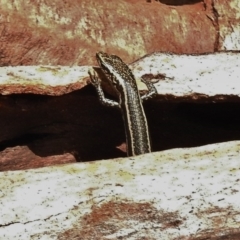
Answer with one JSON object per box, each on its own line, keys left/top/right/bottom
{"left": 96, "top": 51, "right": 136, "bottom": 91}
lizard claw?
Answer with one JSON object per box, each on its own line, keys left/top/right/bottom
{"left": 88, "top": 68, "right": 101, "bottom": 87}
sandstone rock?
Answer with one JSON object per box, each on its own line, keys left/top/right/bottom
{"left": 0, "top": 51, "right": 240, "bottom": 166}
{"left": 0, "top": 0, "right": 239, "bottom": 66}
{"left": 0, "top": 146, "right": 76, "bottom": 171}
{"left": 0, "top": 65, "right": 89, "bottom": 95}
{"left": 215, "top": 1, "right": 240, "bottom": 50}
{"left": 0, "top": 141, "right": 240, "bottom": 239}
{"left": 132, "top": 51, "right": 240, "bottom": 102}
{"left": 1, "top": 2, "right": 239, "bottom": 237}
{"left": 0, "top": 51, "right": 239, "bottom": 98}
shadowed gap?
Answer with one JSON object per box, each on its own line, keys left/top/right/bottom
{"left": 158, "top": 0, "right": 202, "bottom": 5}
{"left": 0, "top": 86, "right": 240, "bottom": 161}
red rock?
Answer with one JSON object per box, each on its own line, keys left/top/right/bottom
{"left": 0, "top": 146, "right": 76, "bottom": 171}
{"left": 0, "top": 0, "right": 233, "bottom": 66}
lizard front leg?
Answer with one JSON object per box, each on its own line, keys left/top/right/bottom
{"left": 140, "top": 77, "right": 158, "bottom": 101}
{"left": 88, "top": 68, "right": 120, "bottom": 108}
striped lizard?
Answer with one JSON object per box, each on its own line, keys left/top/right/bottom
{"left": 88, "top": 52, "right": 157, "bottom": 156}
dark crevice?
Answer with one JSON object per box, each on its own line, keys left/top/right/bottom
{"left": 0, "top": 133, "right": 52, "bottom": 152}
{"left": 146, "top": 101, "right": 240, "bottom": 153}
{"left": 158, "top": 0, "right": 202, "bottom": 6}
{"left": 0, "top": 86, "right": 126, "bottom": 162}
{"left": 1, "top": 86, "right": 240, "bottom": 165}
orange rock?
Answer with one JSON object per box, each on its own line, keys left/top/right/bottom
{"left": 0, "top": 0, "right": 222, "bottom": 66}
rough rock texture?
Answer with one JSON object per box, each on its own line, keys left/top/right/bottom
{"left": 0, "top": 51, "right": 240, "bottom": 170}
{"left": 0, "top": 1, "right": 239, "bottom": 237}
{"left": 0, "top": 65, "right": 89, "bottom": 95}
{"left": 0, "top": 146, "right": 76, "bottom": 171}
{"left": 0, "top": 0, "right": 239, "bottom": 66}
{"left": 0, "top": 51, "right": 239, "bottom": 97}
{"left": 132, "top": 51, "right": 240, "bottom": 102}
{"left": 0, "top": 141, "right": 240, "bottom": 239}
{"left": 216, "top": 1, "right": 240, "bottom": 50}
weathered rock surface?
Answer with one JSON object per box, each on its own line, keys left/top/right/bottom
{"left": 0, "top": 51, "right": 239, "bottom": 98}
{"left": 132, "top": 51, "right": 240, "bottom": 102}
{"left": 0, "top": 51, "right": 240, "bottom": 170}
{"left": 0, "top": 0, "right": 239, "bottom": 66}
{"left": 216, "top": 0, "right": 240, "bottom": 50}
{"left": 1, "top": 2, "right": 239, "bottom": 237}
{"left": 0, "top": 141, "right": 240, "bottom": 239}
{"left": 0, "top": 65, "right": 89, "bottom": 95}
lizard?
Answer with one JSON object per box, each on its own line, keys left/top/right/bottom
{"left": 88, "top": 52, "right": 157, "bottom": 156}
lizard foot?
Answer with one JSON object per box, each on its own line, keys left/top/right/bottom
{"left": 88, "top": 68, "right": 101, "bottom": 87}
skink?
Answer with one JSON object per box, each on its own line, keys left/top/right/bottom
{"left": 89, "top": 52, "right": 157, "bottom": 156}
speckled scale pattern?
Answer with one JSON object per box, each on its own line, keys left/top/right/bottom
{"left": 94, "top": 52, "right": 153, "bottom": 156}
{"left": 96, "top": 52, "right": 138, "bottom": 90}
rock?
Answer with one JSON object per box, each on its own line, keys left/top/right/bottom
{"left": 0, "top": 51, "right": 239, "bottom": 99}
{"left": 0, "top": 141, "right": 240, "bottom": 239}
{"left": 0, "top": 0, "right": 239, "bottom": 66}
{"left": 0, "top": 51, "right": 240, "bottom": 165}
{"left": 215, "top": 1, "right": 240, "bottom": 50}
{"left": 0, "top": 65, "right": 89, "bottom": 96}
{"left": 0, "top": 1, "right": 239, "bottom": 237}
{"left": 0, "top": 146, "right": 76, "bottom": 171}
{"left": 131, "top": 51, "right": 240, "bottom": 102}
